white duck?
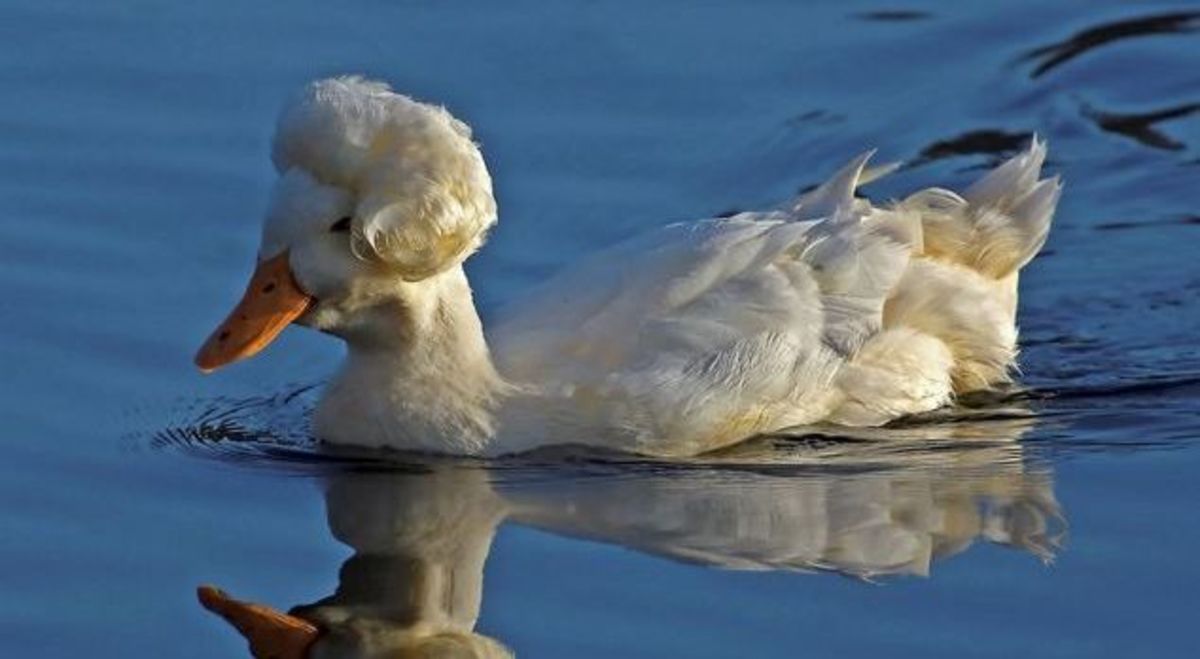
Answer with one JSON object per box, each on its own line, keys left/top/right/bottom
{"left": 195, "top": 76, "right": 1060, "bottom": 457}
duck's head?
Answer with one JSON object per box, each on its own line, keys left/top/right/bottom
{"left": 195, "top": 76, "right": 496, "bottom": 372}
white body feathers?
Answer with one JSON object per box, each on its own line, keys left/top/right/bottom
{"left": 489, "top": 143, "right": 1058, "bottom": 455}
{"left": 254, "top": 77, "right": 1060, "bottom": 457}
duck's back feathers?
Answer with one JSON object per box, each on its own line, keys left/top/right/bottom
{"left": 493, "top": 153, "right": 918, "bottom": 455}
{"left": 491, "top": 141, "right": 1057, "bottom": 455}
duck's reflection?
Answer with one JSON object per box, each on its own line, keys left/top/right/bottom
{"left": 296, "top": 468, "right": 511, "bottom": 658}
{"left": 200, "top": 417, "right": 1063, "bottom": 658}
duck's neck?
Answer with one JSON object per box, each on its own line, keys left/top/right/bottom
{"left": 313, "top": 266, "right": 509, "bottom": 454}
{"left": 293, "top": 471, "right": 509, "bottom": 654}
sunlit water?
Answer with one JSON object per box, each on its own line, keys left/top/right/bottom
{"left": 2, "top": 1, "right": 1198, "bottom": 657}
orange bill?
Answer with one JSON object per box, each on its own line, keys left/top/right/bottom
{"left": 195, "top": 251, "right": 312, "bottom": 373}
{"left": 197, "top": 585, "right": 320, "bottom": 659}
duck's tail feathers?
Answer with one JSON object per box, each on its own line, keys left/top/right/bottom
{"left": 902, "top": 136, "right": 1061, "bottom": 279}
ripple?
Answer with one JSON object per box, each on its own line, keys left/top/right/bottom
{"left": 146, "top": 383, "right": 1039, "bottom": 478}
{"left": 907, "top": 129, "right": 1033, "bottom": 168}
{"left": 146, "top": 375, "right": 1200, "bottom": 475}
{"left": 1034, "top": 373, "right": 1200, "bottom": 401}
{"left": 1021, "top": 11, "right": 1200, "bottom": 78}
{"left": 1083, "top": 101, "right": 1200, "bottom": 151}
{"left": 852, "top": 10, "right": 932, "bottom": 23}
{"left": 1094, "top": 214, "right": 1200, "bottom": 232}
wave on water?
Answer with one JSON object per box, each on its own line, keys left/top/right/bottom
{"left": 141, "top": 367, "right": 1197, "bottom": 477}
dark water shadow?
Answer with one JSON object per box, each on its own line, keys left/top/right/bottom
{"left": 1094, "top": 214, "right": 1200, "bottom": 232}
{"left": 1083, "top": 101, "right": 1200, "bottom": 151}
{"left": 1032, "top": 373, "right": 1200, "bottom": 402}
{"left": 852, "top": 10, "right": 932, "bottom": 23}
{"left": 784, "top": 108, "right": 847, "bottom": 129}
{"left": 1021, "top": 11, "right": 1200, "bottom": 78}
{"left": 905, "top": 129, "right": 1033, "bottom": 170}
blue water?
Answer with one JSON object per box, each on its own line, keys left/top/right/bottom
{"left": 2, "top": 1, "right": 1199, "bottom": 657}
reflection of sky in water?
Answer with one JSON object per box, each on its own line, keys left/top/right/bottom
{"left": 1, "top": 1, "right": 1198, "bottom": 657}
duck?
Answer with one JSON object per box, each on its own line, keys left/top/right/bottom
{"left": 195, "top": 75, "right": 1060, "bottom": 457}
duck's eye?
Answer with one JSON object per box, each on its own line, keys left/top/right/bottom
{"left": 329, "top": 216, "right": 353, "bottom": 233}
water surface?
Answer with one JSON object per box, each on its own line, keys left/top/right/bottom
{"left": 2, "top": 1, "right": 1199, "bottom": 657}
